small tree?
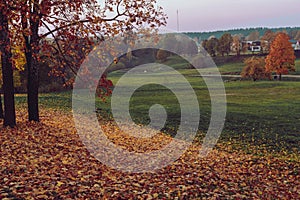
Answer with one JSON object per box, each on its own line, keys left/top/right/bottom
{"left": 261, "top": 30, "right": 276, "bottom": 53}
{"left": 241, "top": 57, "right": 270, "bottom": 81}
{"left": 294, "top": 30, "right": 300, "bottom": 41}
{"left": 246, "top": 30, "right": 260, "bottom": 41}
{"left": 206, "top": 37, "right": 219, "bottom": 57}
{"left": 218, "top": 33, "right": 232, "bottom": 56}
{"left": 232, "top": 35, "right": 241, "bottom": 56}
{"left": 265, "top": 32, "right": 296, "bottom": 81}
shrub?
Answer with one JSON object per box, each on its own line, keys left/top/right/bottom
{"left": 241, "top": 57, "right": 271, "bottom": 81}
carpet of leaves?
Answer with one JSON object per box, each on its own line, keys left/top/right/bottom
{"left": 0, "top": 108, "right": 299, "bottom": 199}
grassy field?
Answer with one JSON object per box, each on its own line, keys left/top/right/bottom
{"left": 98, "top": 70, "right": 300, "bottom": 151}
{"left": 13, "top": 58, "right": 300, "bottom": 152}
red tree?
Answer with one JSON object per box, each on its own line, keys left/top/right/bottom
{"left": 4, "top": 0, "right": 166, "bottom": 122}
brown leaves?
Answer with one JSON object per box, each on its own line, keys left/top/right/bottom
{"left": 0, "top": 107, "right": 299, "bottom": 199}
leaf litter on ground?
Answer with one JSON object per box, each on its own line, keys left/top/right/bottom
{"left": 0, "top": 107, "right": 299, "bottom": 199}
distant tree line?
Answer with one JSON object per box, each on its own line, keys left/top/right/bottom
{"left": 184, "top": 27, "right": 300, "bottom": 41}
{"left": 200, "top": 28, "right": 300, "bottom": 57}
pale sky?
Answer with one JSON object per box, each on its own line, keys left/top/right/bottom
{"left": 158, "top": 0, "right": 300, "bottom": 32}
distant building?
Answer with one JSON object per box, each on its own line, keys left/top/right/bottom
{"left": 240, "top": 40, "right": 261, "bottom": 52}
{"left": 249, "top": 41, "right": 261, "bottom": 52}
{"left": 295, "top": 41, "right": 300, "bottom": 50}
{"left": 290, "top": 40, "right": 300, "bottom": 50}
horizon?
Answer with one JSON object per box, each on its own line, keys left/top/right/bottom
{"left": 177, "top": 26, "right": 300, "bottom": 33}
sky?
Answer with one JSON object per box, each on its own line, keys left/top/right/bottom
{"left": 157, "top": 0, "right": 300, "bottom": 32}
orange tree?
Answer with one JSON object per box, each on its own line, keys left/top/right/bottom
{"left": 241, "top": 56, "right": 271, "bottom": 81}
{"left": 265, "top": 32, "right": 296, "bottom": 80}
{"left": 1, "top": 0, "right": 167, "bottom": 123}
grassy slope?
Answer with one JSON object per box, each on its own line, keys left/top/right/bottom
{"left": 13, "top": 58, "right": 299, "bottom": 151}
{"left": 99, "top": 59, "right": 300, "bottom": 150}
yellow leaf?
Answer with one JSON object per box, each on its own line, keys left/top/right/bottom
{"left": 56, "top": 181, "right": 64, "bottom": 187}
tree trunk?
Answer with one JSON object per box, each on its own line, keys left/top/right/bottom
{"left": 279, "top": 73, "right": 282, "bottom": 81}
{"left": 25, "top": 0, "right": 40, "bottom": 122}
{"left": 0, "top": 93, "right": 4, "bottom": 119}
{"left": 27, "top": 55, "right": 39, "bottom": 121}
{"left": 0, "top": 7, "right": 16, "bottom": 127}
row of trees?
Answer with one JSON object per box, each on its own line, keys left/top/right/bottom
{"left": 0, "top": 0, "right": 167, "bottom": 127}
{"left": 202, "top": 33, "right": 245, "bottom": 57}
{"left": 241, "top": 33, "right": 296, "bottom": 81}
{"left": 201, "top": 29, "right": 291, "bottom": 57}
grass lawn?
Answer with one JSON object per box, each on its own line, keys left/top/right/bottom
{"left": 13, "top": 58, "right": 300, "bottom": 152}
{"left": 95, "top": 60, "right": 300, "bottom": 152}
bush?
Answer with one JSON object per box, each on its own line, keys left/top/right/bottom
{"left": 241, "top": 57, "right": 271, "bottom": 81}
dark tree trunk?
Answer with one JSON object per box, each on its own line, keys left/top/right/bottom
{"left": 23, "top": 0, "right": 40, "bottom": 122}
{"left": 27, "top": 54, "right": 39, "bottom": 121}
{"left": 0, "top": 7, "right": 16, "bottom": 127}
{"left": 279, "top": 73, "right": 282, "bottom": 81}
{"left": 0, "top": 93, "right": 4, "bottom": 119}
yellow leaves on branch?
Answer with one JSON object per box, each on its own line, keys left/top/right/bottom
{"left": 12, "top": 46, "right": 26, "bottom": 71}
{"left": 0, "top": 45, "right": 25, "bottom": 87}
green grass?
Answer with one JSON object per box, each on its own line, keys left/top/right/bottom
{"left": 12, "top": 57, "right": 300, "bottom": 152}
{"left": 14, "top": 92, "right": 72, "bottom": 111}
{"left": 95, "top": 65, "right": 300, "bottom": 151}
{"left": 218, "top": 62, "right": 245, "bottom": 74}
{"left": 223, "top": 81, "right": 300, "bottom": 148}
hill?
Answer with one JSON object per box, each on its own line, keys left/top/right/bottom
{"left": 183, "top": 27, "right": 300, "bottom": 41}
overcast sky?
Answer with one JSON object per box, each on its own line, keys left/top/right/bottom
{"left": 157, "top": 0, "right": 300, "bottom": 32}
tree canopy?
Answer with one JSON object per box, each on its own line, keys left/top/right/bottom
{"left": 0, "top": 0, "right": 167, "bottom": 125}
{"left": 241, "top": 57, "right": 270, "bottom": 81}
{"left": 265, "top": 32, "right": 296, "bottom": 80}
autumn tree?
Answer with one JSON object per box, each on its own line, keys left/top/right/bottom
{"left": 0, "top": 0, "right": 16, "bottom": 127}
{"left": 218, "top": 33, "right": 232, "bottom": 56}
{"left": 206, "top": 37, "right": 219, "bottom": 57}
{"left": 201, "top": 39, "right": 208, "bottom": 52}
{"left": 294, "top": 30, "right": 300, "bottom": 41}
{"left": 289, "top": 29, "right": 299, "bottom": 40}
{"left": 265, "top": 33, "right": 296, "bottom": 80}
{"left": 261, "top": 30, "right": 276, "bottom": 53}
{"left": 241, "top": 57, "right": 270, "bottom": 81}
{"left": 7, "top": 0, "right": 166, "bottom": 122}
{"left": 232, "top": 35, "right": 241, "bottom": 57}
{"left": 246, "top": 30, "right": 260, "bottom": 41}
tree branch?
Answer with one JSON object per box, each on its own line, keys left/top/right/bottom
{"left": 40, "top": 11, "right": 127, "bottom": 39}
{"left": 41, "top": 20, "right": 78, "bottom": 75}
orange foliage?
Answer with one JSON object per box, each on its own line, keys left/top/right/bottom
{"left": 241, "top": 57, "right": 270, "bottom": 81}
{"left": 265, "top": 33, "right": 296, "bottom": 79}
